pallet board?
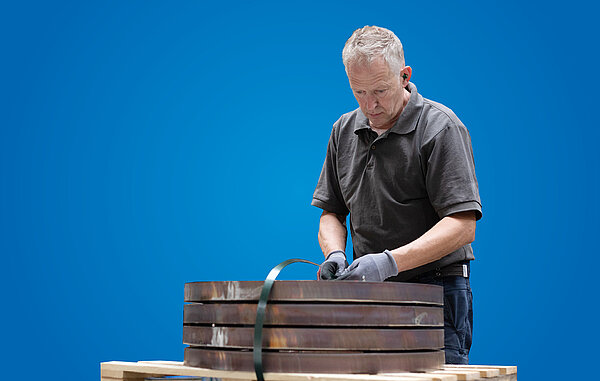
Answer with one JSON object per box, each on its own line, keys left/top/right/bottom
{"left": 100, "top": 361, "right": 517, "bottom": 381}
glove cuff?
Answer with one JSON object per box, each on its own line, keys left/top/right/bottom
{"left": 326, "top": 250, "right": 346, "bottom": 260}
{"left": 383, "top": 249, "right": 399, "bottom": 276}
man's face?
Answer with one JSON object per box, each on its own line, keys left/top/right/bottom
{"left": 347, "top": 57, "right": 406, "bottom": 130}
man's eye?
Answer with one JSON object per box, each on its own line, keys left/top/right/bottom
{"left": 376, "top": 89, "right": 387, "bottom": 94}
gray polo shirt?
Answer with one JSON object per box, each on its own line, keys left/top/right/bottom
{"left": 312, "top": 83, "right": 482, "bottom": 281}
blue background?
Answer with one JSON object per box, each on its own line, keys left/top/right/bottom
{"left": 1, "top": 1, "right": 598, "bottom": 380}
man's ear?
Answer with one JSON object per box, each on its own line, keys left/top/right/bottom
{"left": 400, "top": 66, "right": 412, "bottom": 85}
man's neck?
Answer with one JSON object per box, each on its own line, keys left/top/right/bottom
{"left": 371, "top": 125, "right": 390, "bottom": 136}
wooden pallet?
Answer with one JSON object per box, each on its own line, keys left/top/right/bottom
{"left": 100, "top": 361, "right": 517, "bottom": 381}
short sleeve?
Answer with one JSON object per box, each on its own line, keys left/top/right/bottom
{"left": 422, "top": 121, "right": 482, "bottom": 220}
{"left": 311, "top": 122, "right": 350, "bottom": 216}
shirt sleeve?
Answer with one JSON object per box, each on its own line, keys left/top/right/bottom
{"left": 311, "top": 121, "right": 350, "bottom": 216}
{"left": 422, "top": 120, "right": 482, "bottom": 220}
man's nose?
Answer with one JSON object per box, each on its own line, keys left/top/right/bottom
{"left": 365, "top": 94, "right": 378, "bottom": 110}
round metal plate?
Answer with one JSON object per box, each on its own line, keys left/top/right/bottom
{"left": 183, "top": 280, "right": 445, "bottom": 374}
{"left": 184, "top": 303, "right": 443, "bottom": 327}
{"left": 183, "top": 326, "right": 444, "bottom": 350}
{"left": 184, "top": 281, "right": 443, "bottom": 305}
{"left": 184, "top": 347, "right": 445, "bottom": 374}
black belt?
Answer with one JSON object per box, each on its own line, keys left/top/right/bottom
{"left": 414, "top": 261, "right": 470, "bottom": 280}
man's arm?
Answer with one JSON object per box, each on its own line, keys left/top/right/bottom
{"left": 387, "top": 210, "right": 476, "bottom": 272}
{"left": 317, "top": 210, "right": 347, "bottom": 257}
{"left": 337, "top": 210, "right": 477, "bottom": 281}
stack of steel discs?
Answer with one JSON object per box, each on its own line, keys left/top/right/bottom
{"left": 183, "top": 280, "right": 444, "bottom": 374}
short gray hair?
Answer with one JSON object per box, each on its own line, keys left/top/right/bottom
{"left": 342, "top": 26, "right": 405, "bottom": 75}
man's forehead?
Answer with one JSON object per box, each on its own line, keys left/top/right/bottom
{"left": 348, "top": 57, "right": 402, "bottom": 80}
{"left": 348, "top": 59, "right": 397, "bottom": 87}
{"left": 348, "top": 75, "right": 393, "bottom": 88}
{"left": 347, "top": 56, "right": 390, "bottom": 74}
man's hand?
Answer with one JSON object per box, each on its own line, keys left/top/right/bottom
{"left": 318, "top": 251, "right": 348, "bottom": 280}
{"left": 336, "top": 250, "right": 398, "bottom": 281}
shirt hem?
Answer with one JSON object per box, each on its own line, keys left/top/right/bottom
{"left": 438, "top": 200, "right": 482, "bottom": 220}
{"left": 311, "top": 197, "right": 349, "bottom": 216}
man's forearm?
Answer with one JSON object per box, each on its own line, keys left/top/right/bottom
{"left": 387, "top": 211, "right": 477, "bottom": 272}
{"left": 318, "top": 211, "right": 347, "bottom": 257}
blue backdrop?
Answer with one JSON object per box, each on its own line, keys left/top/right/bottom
{"left": 2, "top": 1, "right": 598, "bottom": 380}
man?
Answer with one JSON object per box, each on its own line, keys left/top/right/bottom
{"left": 312, "top": 26, "right": 482, "bottom": 364}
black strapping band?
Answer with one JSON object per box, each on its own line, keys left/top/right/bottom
{"left": 253, "top": 258, "right": 319, "bottom": 381}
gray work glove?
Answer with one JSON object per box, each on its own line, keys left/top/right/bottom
{"left": 318, "top": 250, "right": 349, "bottom": 280}
{"left": 336, "top": 250, "right": 398, "bottom": 281}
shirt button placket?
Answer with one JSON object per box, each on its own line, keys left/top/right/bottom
{"left": 367, "top": 144, "right": 376, "bottom": 170}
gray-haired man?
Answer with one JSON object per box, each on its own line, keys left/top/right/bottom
{"left": 312, "top": 26, "right": 482, "bottom": 364}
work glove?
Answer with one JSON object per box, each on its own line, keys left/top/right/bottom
{"left": 336, "top": 250, "right": 398, "bottom": 282}
{"left": 318, "top": 250, "right": 349, "bottom": 280}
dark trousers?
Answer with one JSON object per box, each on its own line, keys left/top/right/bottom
{"left": 412, "top": 274, "right": 473, "bottom": 364}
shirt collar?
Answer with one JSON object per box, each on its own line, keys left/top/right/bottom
{"left": 353, "top": 82, "right": 423, "bottom": 136}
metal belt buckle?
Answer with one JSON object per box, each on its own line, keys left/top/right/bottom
{"left": 462, "top": 264, "right": 468, "bottom": 278}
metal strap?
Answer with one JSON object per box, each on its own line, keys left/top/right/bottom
{"left": 253, "top": 258, "right": 319, "bottom": 381}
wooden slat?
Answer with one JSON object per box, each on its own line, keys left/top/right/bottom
{"left": 100, "top": 361, "right": 517, "bottom": 381}
{"left": 442, "top": 366, "right": 499, "bottom": 378}
{"left": 137, "top": 360, "right": 184, "bottom": 366}
{"left": 379, "top": 372, "right": 456, "bottom": 381}
{"left": 431, "top": 370, "right": 480, "bottom": 380}
{"left": 269, "top": 374, "right": 441, "bottom": 381}
{"left": 102, "top": 361, "right": 436, "bottom": 380}
{"left": 100, "top": 366, "right": 160, "bottom": 379}
{"left": 443, "top": 365, "right": 517, "bottom": 375}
